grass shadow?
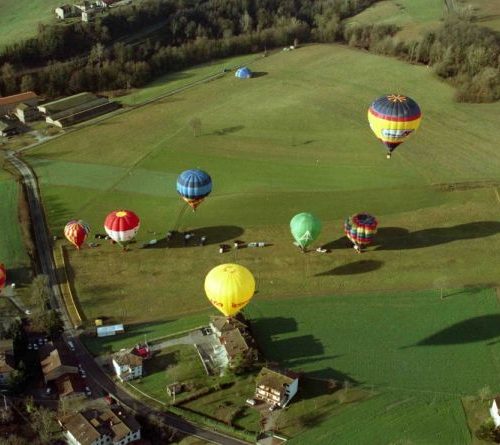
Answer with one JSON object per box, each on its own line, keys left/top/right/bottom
{"left": 316, "top": 260, "right": 383, "bottom": 276}
{"left": 211, "top": 125, "right": 244, "bottom": 136}
{"left": 407, "top": 314, "right": 500, "bottom": 347}
{"left": 375, "top": 222, "right": 500, "bottom": 250}
{"left": 148, "top": 225, "right": 244, "bottom": 249}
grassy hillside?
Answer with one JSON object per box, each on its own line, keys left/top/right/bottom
{"left": 0, "top": 0, "right": 63, "bottom": 48}
{"left": 27, "top": 44, "right": 500, "bottom": 323}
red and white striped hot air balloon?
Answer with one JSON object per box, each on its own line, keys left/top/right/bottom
{"left": 104, "top": 210, "right": 140, "bottom": 250}
{"left": 0, "top": 264, "right": 6, "bottom": 289}
{"left": 64, "top": 220, "right": 91, "bottom": 250}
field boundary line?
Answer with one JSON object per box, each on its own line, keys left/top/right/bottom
{"left": 54, "top": 245, "right": 83, "bottom": 328}
{"left": 126, "top": 381, "right": 167, "bottom": 406}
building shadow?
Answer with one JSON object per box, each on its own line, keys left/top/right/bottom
{"left": 249, "top": 317, "right": 298, "bottom": 337}
{"left": 148, "top": 225, "right": 244, "bottom": 248}
{"left": 375, "top": 222, "right": 500, "bottom": 250}
{"left": 405, "top": 314, "right": 500, "bottom": 347}
{"left": 316, "top": 260, "right": 383, "bottom": 276}
{"left": 3, "top": 266, "right": 32, "bottom": 287}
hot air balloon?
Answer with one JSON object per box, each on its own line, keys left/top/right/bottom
{"left": 344, "top": 213, "right": 378, "bottom": 253}
{"left": 176, "top": 169, "right": 212, "bottom": 211}
{"left": 368, "top": 94, "right": 422, "bottom": 158}
{"left": 0, "top": 264, "right": 6, "bottom": 289}
{"left": 64, "top": 220, "right": 91, "bottom": 250}
{"left": 104, "top": 210, "right": 140, "bottom": 250}
{"left": 290, "top": 213, "right": 322, "bottom": 251}
{"left": 204, "top": 264, "right": 255, "bottom": 317}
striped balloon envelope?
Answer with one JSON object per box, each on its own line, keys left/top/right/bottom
{"left": 176, "top": 169, "right": 212, "bottom": 210}
{"left": 368, "top": 94, "right": 422, "bottom": 158}
{"left": 0, "top": 263, "right": 6, "bottom": 288}
{"left": 64, "top": 220, "right": 91, "bottom": 250}
{"left": 104, "top": 210, "right": 140, "bottom": 249}
{"left": 344, "top": 213, "right": 378, "bottom": 247}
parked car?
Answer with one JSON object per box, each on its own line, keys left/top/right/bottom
{"left": 33, "top": 343, "right": 38, "bottom": 350}
{"left": 46, "top": 387, "right": 51, "bottom": 395}
{"left": 67, "top": 340, "right": 75, "bottom": 351}
{"left": 85, "top": 387, "right": 91, "bottom": 396}
{"left": 78, "top": 364, "right": 86, "bottom": 378}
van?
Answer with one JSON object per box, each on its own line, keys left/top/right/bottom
{"left": 68, "top": 340, "right": 75, "bottom": 351}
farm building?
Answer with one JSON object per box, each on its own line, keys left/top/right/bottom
{"left": 490, "top": 397, "right": 500, "bottom": 427}
{"left": 38, "top": 92, "right": 120, "bottom": 127}
{"left": 112, "top": 350, "right": 143, "bottom": 382}
{"left": 254, "top": 367, "right": 299, "bottom": 409}
{"left": 14, "top": 103, "right": 40, "bottom": 123}
{"left": 55, "top": 4, "right": 76, "bottom": 19}
{"left": 97, "top": 324, "right": 125, "bottom": 337}
{"left": 59, "top": 407, "right": 141, "bottom": 445}
{"left": 0, "top": 120, "right": 17, "bottom": 137}
{"left": 39, "top": 342, "right": 78, "bottom": 384}
{"left": 0, "top": 91, "right": 39, "bottom": 115}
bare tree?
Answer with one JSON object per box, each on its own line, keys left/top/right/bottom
{"left": 188, "top": 117, "right": 202, "bottom": 137}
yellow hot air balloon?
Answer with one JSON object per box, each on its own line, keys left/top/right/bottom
{"left": 204, "top": 264, "right": 255, "bottom": 317}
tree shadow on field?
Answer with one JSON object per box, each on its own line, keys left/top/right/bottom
{"left": 403, "top": 314, "right": 500, "bottom": 348}
{"left": 251, "top": 71, "right": 267, "bottom": 78}
{"left": 374, "top": 222, "right": 500, "bottom": 250}
{"left": 148, "top": 225, "right": 244, "bottom": 248}
{"left": 144, "top": 351, "right": 178, "bottom": 376}
{"left": 4, "top": 266, "right": 32, "bottom": 287}
{"left": 316, "top": 260, "right": 383, "bottom": 276}
{"left": 211, "top": 125, "right": 244, "bottom": 136}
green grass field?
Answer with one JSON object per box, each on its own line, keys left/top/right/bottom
{"left": 0, "top": 0, "right": 63, "bottom": 48}
{"left": 0, "top": 170, "right": 31, "bottom": 281}
{"left": 27, "top": 43, "right": 500, "bottom": 443}
{"left": 245, "top": 287, "right": 500, "bottom": 444}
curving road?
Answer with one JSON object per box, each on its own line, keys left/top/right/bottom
{"left": 4, "top": 150, "right": 252, "bottom": 445}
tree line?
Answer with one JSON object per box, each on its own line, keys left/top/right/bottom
{"left": 0, "top": 0, "right": 498, "bottom": 102}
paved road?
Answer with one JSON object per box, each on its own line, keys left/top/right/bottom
{"left": 4, "top": 151, "right": 251, "bottom": 445}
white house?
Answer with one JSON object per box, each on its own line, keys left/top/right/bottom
{"left": 60, "top": 407, "right": 141, "bottom": 445}
{"left": 490, "top": 397, "right": 500, "bottom": 427}
{"left": 55, "top": 4, "right": 75, "bottom": 19}
{"left": 112, "top": 351, "right": 143, "bottom": 382}
{"left": 254, "top": 367, "right": 299, "bottom": 409}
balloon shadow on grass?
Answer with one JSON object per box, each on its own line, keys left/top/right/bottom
{"left": 251, "top": 71, "right": 268, "bottom": 78}
{"left": 211, "top": 125, "right": 244, "bottom": 136}
{"left": 374, "top": 222, "right": 500, "bottom": 250}
{"left": 402, "top": 315, "right": 500, "bottom": 348}
{"left": 148, "top": 225, "right": 244, "bottom": 249}
{"left": 316, "top": 260, "right": 383, "bottom": 276}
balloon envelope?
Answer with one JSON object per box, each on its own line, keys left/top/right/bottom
{"left": 176, "top": 169, "right": 212, "bottom": 210}
{"left": 368, "top": 94, "right": 422, "bottom": 154}
{"left": 0, "top": 264, "right": 5, "bottom": 289}
{"left": 290, "top": 213, "right": 322, "bottom": 249}
{"left": 344, "top": 213, "right": 378, "bottom": 246}
{"left": 64, "top": 220, "right": 91, "bottom": 250}
{"left": 204, "top": 264, "right": 255, "bottom": 317}
{"left": 104, "top": 210, "right": 140, "bottom": 244}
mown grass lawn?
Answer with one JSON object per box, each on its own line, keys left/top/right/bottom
{"left": 244, "top": 287, "right": 500, "bottom": 444}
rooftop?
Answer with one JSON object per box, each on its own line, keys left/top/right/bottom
{"left": 39, "top": 92, "right": 99, "bottom": 114}
{"left": 113, "top": 350, "right": 143, "bottom": 367}
{"left": 256, "top": 367, "right": 298, "bottom": 391}
{"left": 60, "top": 407, "right": 141, "bottom": 445}
{"left": 0, "top": 92, "right": 38, "bottom": 107}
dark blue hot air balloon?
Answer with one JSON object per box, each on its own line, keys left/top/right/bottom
{"left": 176, "top": 169, "right": 212, "bottom": 210}
{"left": 235, "top": 67, "right": 252, "bottom": 79}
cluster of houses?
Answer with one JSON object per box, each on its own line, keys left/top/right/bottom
{"left": 0, "top": 90, "right": 120, "bottom": 138}
{"left": 59, "top": 405, "right": 142, "bottom": 445}
{"left": 55, "top": 0, "right": 130, "bottom": 22}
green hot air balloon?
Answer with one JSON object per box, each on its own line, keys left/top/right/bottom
{"left": 290, "top": 213, "right": 322, "bottom": 251}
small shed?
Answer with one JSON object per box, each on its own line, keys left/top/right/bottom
{"left": 97, "top": 324, "right": 125, "bottom": 337}
{"left": 166, "top": 382, "right": 183, "bottom": 397}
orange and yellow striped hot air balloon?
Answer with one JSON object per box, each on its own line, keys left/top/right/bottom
{"left": 64, "top": 220, "right": 91, "bottom": 250}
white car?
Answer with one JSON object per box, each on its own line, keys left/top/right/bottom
{"left": 78, "top": 365, "right": 86, "bottom": 378}
{"left": 85, "top": 387, "right": 92, "bottom": 396}
{"left": 27, "top": 343, "right": 33, "bottom": 350}
{"left": 33, "top": 343, "right": 38, "bottom": 350}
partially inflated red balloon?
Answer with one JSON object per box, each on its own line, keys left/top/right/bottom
{"left": 0, "top": 264, "right": 6, "bottom": 289}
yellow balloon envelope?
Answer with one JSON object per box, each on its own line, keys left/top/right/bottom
{"left": 204, "top": 264, "right": 255, "bottom": 317}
